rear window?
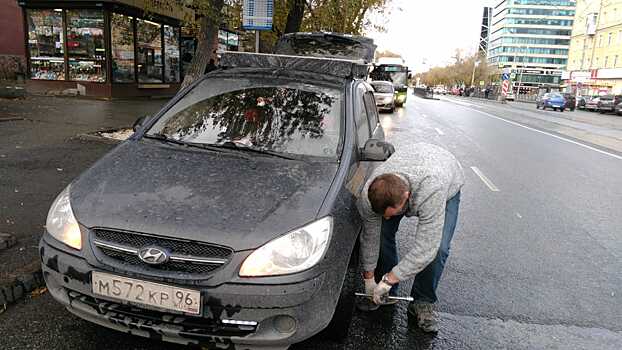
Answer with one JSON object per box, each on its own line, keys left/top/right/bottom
{"left": 148, "top": 77, "right": 343, "bottom": 158}
{"left": 600, "top": 95, "right": 613, "bottom": 100}
{"left": 371, "top": 83, "right": 393, "bottom": 93}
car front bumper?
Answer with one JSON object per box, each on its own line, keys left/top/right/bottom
{"left": 40, "top": 237, "right": 336, "bottom": 350}
{"left": 599, "top": 105, "right": 615, "bottom": 112}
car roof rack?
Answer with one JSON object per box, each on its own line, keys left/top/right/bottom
{"left": 219, "top": 51, "right": 370, "bottom": 79}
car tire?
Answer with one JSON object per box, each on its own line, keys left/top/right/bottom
{"left": 600, "top": 110, "right": 605, "bottom": 114}
{"left": 571, "top": 108, "right": 575, "bottom": 111}
{"left": 553, "top": 107, "right": 557, "bottom": 111}
{"left": 536, "top": 104, "right": 540, "bottom": 109}
{"left": 321, "top": 245, "right": 359, "bottom": 341}
{"left": 560, "top": 108, "right": 564, "bottom": 112}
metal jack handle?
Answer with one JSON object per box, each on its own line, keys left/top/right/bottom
{"left": 354, "top": 292, "right": 414, "bottom": 302}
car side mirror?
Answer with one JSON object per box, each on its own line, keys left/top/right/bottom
{"left": 361, "top": 139, "right": 395, "bottom": 161}
{"left": 132, "top": 115, "right": 151, "bottom": 132}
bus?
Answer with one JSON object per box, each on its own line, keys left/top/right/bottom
{"left": 370, "top": 57, "right": 410, "bottom": 107}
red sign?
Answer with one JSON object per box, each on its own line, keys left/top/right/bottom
{"left": 501, "top": 80, "right": 510, "bottom": 96}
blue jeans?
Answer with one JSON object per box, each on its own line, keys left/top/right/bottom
{"left": 374, "top": 191, "right": 461, "bottom": 303}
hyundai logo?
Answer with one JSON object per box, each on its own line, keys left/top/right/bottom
{"left": 138, "top": 246, "right": 169, "bottom": 265}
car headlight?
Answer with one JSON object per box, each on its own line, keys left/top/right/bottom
{"left": 239, "top": 217, "right": 332, "bottom": 277}
{"left": 46, "top": 185, "right": 81, "bottom": 250}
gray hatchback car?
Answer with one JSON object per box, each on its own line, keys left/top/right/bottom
{"left": 40, "top": 45, "right": 394, "bottom": 349}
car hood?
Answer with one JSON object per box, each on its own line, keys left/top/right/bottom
{"left": 70, "top": 141, "right": 338, "bottom": 251}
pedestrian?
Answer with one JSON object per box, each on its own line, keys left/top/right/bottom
{"left": 357, "top": 142, "right": 465, "bottom": 333}
{"left": 484, "top": 87, "right": 490, "bottom": 99}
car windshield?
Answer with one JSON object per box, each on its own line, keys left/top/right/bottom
{"left": 550, "top": 93, "right": 562, "bottom": 98}
{"left": 371, "top": 83, "right": 393, "bottom": 93}
{"left": 147, "top": 77, "right": 343, "bottom": 158}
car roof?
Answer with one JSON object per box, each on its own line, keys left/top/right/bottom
{"left": 219, "top": 51, "right": 369, "bottom": 80}
{"left": 371, "top": 81, "right": 393, "bottom": 86}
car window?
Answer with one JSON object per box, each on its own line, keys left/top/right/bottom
{"left": 371, "top": 83, "right": 393, "bottom": 93}
{"left": 363, "top": 91, "right": 379, "bottom": 133}
{"left": 148, "top": 77, "right": 343, "bottom": 158}
{"left": 354, "top": 85, "right": 371, "bottom": 144}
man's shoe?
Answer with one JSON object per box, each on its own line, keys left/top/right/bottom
{"left": 407, "top": 302, "right": 439, "bottom": 333}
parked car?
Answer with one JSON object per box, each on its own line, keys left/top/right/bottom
{"left": 577, "top": 95, "right": 588, "bottom": 109}
{"left": 40, "top": 41, "right": 396, "bottom": 349}
{"left": 597, "top": 95, "right": 622, "bottom": 114}
{"left": 563, "top": 93, "right": 576, "bottom": 111}
{"left": 536, "top": 92, "right": 567, "bottom": 111}
{"left": 585, "top": 96, "right": 601, "bottom": 111}
{"left": 505, "top": 91, "right": 515, "bottom": 101}
{"left": 616, "top": 102, "right": 622, "bottom": 115}
{"left": 371, "top": 81, "right": 396, "bottom": 112}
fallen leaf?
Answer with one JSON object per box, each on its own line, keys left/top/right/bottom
{"left": 31, "top": 287, "right": 48, "bottom": 297}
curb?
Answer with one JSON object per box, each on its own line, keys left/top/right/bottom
{"left": 0, "top": 268, "right": 45, "bottom": 313}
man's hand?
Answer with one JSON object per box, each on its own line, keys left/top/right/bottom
{"left": 372, "top": 280, "right": 392, "bottom": 304}
{"left": 364, "top": 277, "right": 377, "bottom": 296}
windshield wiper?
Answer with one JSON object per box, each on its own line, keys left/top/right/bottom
{"left": 216, "top": 141, "right": 302, "bottom": 161}
{"left": 144, "top": 134, "right": 252, "bottom": 159}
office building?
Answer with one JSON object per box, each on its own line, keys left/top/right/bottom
{"left": 480, "top": 7, "right": 493, "bottom": 56}
{"left": 564, "top": 0, "right": 622, "bottom": 95}
{"left": 488, "top": 0, "right": 576, "bottom": 95}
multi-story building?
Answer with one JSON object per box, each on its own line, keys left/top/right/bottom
{"left": 479, "top": 7, "right": 493, "bottom": 56}
{"left": 488, "top": 0, "right": 576, "bottom": 95}
{"left": 564, "top": 0, "right": 622, "bottom": 95}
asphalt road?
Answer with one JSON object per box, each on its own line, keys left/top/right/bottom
{"left": 1, "top": 95, "right": 622, "bottom": 349}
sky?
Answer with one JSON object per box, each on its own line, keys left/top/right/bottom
{"left": 367, "top": 0, "right": 496, "bottom": 73}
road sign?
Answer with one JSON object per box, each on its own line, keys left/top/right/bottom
{"left": 510, "top": 73, "right": 516, "bottom": 79}
{"left": 501, "top": 80, "right": 510, "bottom": 96}
{"left": 502, "top": 73, "right": 510, "bottom": 81}
{"left": 479, "top": 80, "right": 485, "bottom": 86}
{"left": 243, "top": 0, "right": 274, "bottom": 30}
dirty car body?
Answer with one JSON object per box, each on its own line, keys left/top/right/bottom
{"left": 39, "top": 51, "right": 392, "bottom": 349}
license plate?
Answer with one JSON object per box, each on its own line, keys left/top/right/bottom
{"left": 91, "top": 271, "right": 201, "bottom": 315}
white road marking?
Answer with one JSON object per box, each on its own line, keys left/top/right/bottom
{"left": 470, "top": 166, "right": 500, "bottom": 192}
{"left": 435, "top": 128, "right": 445, "bottom": 136}
{"left": 516, "top": 213, "right": 523, "bottom": 219}
{"left": 450, "top": 103, "right": 622, "bottom": 161}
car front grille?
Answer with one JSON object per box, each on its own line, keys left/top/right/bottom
{"left": 67, "top": 290, "right": 256, "bottom": 338}
{"left": 91, "top": 229, "right": 233, "bottom": 276}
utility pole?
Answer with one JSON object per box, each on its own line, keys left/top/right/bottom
{"left": 471, "top": 59, "right": 480, "bottom": 88}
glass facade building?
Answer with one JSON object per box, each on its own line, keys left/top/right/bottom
{"left": 488, "top": 0, "right": 576, "bottom": 93}
{"left": 20, "top": 1, "right": 188, "bottom": 98}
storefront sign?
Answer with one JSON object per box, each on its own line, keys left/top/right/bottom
{"left": 243, "top": 0, "right": 273, "bottom": 30}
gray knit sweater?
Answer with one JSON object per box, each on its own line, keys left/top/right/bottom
{"left": 357, "top": 142, "right": 465, "bottom": 281}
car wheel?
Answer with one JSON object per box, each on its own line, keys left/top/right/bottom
{"left": 553, "top": 107, "right": 557, "bottom": 111}
{"left": 536, "top": 104, "right": 540, "bottom": 109}
{"left": 560, "top": 108, "right": 564, "bottom": 112}
{"left": 599, "top": 110, "right": 605, "bottom": 114}
{"left": 321, "top": 246, "right": 359, "bottom": 341}
{"left": 571, "top": 108, "right": 575, "bottom": 111}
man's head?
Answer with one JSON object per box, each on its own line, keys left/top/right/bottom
{"left": 368, "top": 173, "right": 410, "bottom": 219}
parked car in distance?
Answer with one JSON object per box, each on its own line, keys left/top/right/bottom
{"left": 39, "top": 47, "right": 396, "bottom": 349}
{"left": 597, "top": 95, "right": 622, "bottom": 114}
{"left": 577, "top": 95, "right": 588, "bottom": 109}
{"left": 371, "top": 81, "right": 396, "bottom": 112}
{"left": 505, "top": 91, "right": 515, "bottom": 101}
{"left": 615, "top": 102, "right": 622, "bottom": 116}
{"left": 563, "top": 93, "right": 576, "bottom": 111}
{"left": 585, "top": 96, "right": 601, "bottom": 111}
{"left": 536, "top": 92, "right": 566, "bottom": 111}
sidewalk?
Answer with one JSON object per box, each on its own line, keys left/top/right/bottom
{"left": 442, "top": 95, "right": 622, "bottom": 154}
{"left": 0, "top": 95, "right": 168, "bottom": 301}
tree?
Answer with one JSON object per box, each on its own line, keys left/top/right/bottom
{"left": 147, "top": 0, "right": 393, "bottom": 87}
{"left": 417, "top": 52, "right": 497, "bottom": 88}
